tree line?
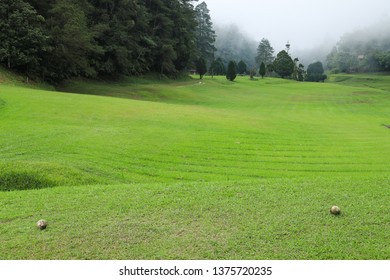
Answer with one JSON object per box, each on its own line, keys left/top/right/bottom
{"left": 0, "top": 0, "right": 217, "bottom": 84}
{"left": 1, "top": 0, "right": 332, "bottom": 84}
{"left": 326, "top": 20, "right": 390, "bottom": 73}
{"left": 205, "top": 37, "right": 326, "bottom": 82}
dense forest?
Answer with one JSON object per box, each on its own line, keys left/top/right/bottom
{"left": 0, "top": 0, "right": 217, "bottom": 83}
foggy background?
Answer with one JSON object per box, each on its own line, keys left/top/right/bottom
{"left": 205, "top": 0, "right": 390, "bottom": 64}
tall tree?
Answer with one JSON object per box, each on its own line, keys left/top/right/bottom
{"left": 195, "top": 1, "right": 216, "bottom": 63}
{"left": 170, "top": 0, "right": 197, "bottom": 72}
{"left": 255, "top": 38, "right": 274, "bottom": 67}
{"left": 90, "top": 0, "right": 151, "bottom": 76}
{"left": 0, "top": 0, "right": 46, "bottom": 74}
{"left": 273, "top": 50, "right": 294, "bottom": 78}
{"left": 40, "top": 0, "right": 97, "bottom": 83}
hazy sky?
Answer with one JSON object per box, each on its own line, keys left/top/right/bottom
{"left": 204, "top": 0, "right": 390, "bottom": 51}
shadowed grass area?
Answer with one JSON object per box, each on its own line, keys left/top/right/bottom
{"left": 0, "top": 73, "right": 389, "bottom": 259}
{"left": 0, "top": 171, "right": 55, "bottom": 191}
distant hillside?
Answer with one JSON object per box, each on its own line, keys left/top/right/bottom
{"left": 326, "top": 18, "right": 390, "bottom": 72}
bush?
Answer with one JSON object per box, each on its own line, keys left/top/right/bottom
{"left": 306, "top": 61, "right": 327, "bottom": 82}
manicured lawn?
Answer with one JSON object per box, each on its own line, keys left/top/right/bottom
{"left": 0, "top": 74, "right": 389, "bottom": 259}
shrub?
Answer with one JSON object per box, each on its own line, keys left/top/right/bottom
{"left": 226, "top": 61, "right": 237, "bottom": 81}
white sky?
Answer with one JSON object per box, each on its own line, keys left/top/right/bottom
{"left": 203, "top": 0, "right": 390, "bottom": 51}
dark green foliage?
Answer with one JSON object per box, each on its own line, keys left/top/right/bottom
{"left": 259, "top": 62, "right": 266, "bottom": 78}
{"left": 0, "top": 0, "right": 199, "bottom": 82}
{"left": 273, "top": 50, "right": 294, "bottom": 78}
{"left": 237, "top": 60, "right": 247, "bottom": 75}
{"left": 209, "top": 58, "right": 226, "bottom": 76}
{"left": 89, "top": 0, "right": 149, "bottom": 77}
{"left": 0, "top": 0, "right": 47, "bottom": 75}
{"left": 306, "top": 61, "right": 327, "bottom": 82}
{"left": 195, "top": 1, "right": 216, "bottom": 63}
{"left": 41, "top": 0, "right": 98, "bottom": 83}
{"left": 266, "top": 63, "right": 274, "bottom": 74}
{"left": 226, "top": 60, "right": 237, "bottom": 81}
{"left": 196, "top": 57, "right": 207, "bottom": 79}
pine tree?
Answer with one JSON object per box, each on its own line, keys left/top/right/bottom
{"left": 259, "top": 62, "right": 266, "bottom": 78}
{"left": 195, "top": 2, "right": 216, "bottom": 63}
{"left": 41, "top": 0, "right": 97, "bottom": 82}
{"left": 226, "top": 61, "right": 237, "bottom": 81}
{"left": 1, "top": 0, "right": 201, "bottom": 82}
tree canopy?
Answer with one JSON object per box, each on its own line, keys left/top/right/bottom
{"left": 273, "top": 50, "right": 294, "bottom": 78}
{"left": 306, "top": 61, "right": 327, "bottom": 82}
{"left": 0, "top": 0, "right": 46, "bottom": 74}
{"left": 0, "top": 0, "right": 213, "bottom": 83}
{"left": 195, "top": 1, "right": 216, "bottom": 63}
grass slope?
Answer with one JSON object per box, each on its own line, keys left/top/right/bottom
{"left": 0, "top": 74, "right": 389, "bottom": 259}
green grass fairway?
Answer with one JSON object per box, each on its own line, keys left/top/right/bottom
{"left": 1, "top": 73, "right": 389, "bottom": 259}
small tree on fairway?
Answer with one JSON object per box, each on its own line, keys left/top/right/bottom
{"left": 259, "top": 62, "right": 266, "bottom": 78}
{"left": 237, "top": 60, "right": 247, "bottom": 75}
{"left": 196, "top": 57, "right": 207, "bottom": 79}
{"left": 226, "top": 60, "right": 237, "bottom": 81}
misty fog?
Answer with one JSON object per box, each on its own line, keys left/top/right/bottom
{"left": 206, "top": 0, "right": 390, "bottom": 66}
